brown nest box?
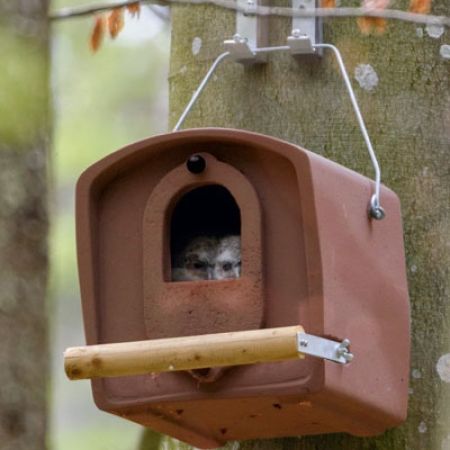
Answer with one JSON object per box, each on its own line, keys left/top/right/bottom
{"left": 76, "top": 128, "right": 410, "bottom": 448}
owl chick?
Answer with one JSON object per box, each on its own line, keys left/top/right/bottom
{"left": 172, "top": 235, "right": 241, "bottom": 281}
{"left": 214, "top": 235, "right": 241, "bottom": 280}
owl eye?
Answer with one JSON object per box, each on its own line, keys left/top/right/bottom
{"left": 193, "top": 260, "right": 207, "bottom": 270}
{"left": 222, "top": 262, "right": 232, "bottom": 272}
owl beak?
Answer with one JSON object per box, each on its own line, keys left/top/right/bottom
{"left": 207, "top": 267, "right": 215, "bottom": 280}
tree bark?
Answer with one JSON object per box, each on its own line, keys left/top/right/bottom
{"left": 0, "top": 2, "right": 50, "bottom": 450}
{"left": 140, "top": 3, "right": 449, "bottom": 449}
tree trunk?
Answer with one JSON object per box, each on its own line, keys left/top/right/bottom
{"left": 141, "top": 3, "right": 449, "bottom": 449}
{"left": 0, "top": 2, "right": 50, "bottom": 450}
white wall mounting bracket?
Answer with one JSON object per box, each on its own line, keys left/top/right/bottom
{"left": 225, "top": 0, "right": 322, "bottom": 62}
{"left": 288, "top": 0, "right": 322, "bottom": 55}
{"left": 287, "top": 32, "right": 315, "bottom": 55}
{"left": 223, "top": 0, "right": 268, "bottom": 64}
{"left": 224, "top": 34, "right": 258, "bottom": 62}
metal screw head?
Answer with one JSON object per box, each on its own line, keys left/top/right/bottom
{"left": 369, "top": 194, "right": 386, "bottom": 220}
{"left": 369, "top": 205, "right": 386, "bottom": 220}
{"left": 336, "top": 338, "right": 353, "bottom": 364}
{"left": 233, "top": 33, "right": 247, "bottom": 43}
{"left": 291, "top": 29, "right": 301, "bottom": 38}
{"left": 186, "top": 154, "right": 206, "bottom": 174}
{"left": 343, "top": 352, "right": 354, "bottom": 362}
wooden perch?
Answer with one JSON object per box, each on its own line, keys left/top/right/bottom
{"left": 64, "top": 325, "right": 305, "bottom": 380}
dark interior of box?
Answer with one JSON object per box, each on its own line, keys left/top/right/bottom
{"left": 170, "top": 184, "right": 241, "bottom": 266}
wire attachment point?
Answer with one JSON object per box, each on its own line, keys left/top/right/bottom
{"left": 369, "top": 194, "right": 386, "bottom": 220}
{"left": 224, "top": 34, "right": 257, "bottom": 62}
{"left": 287, "top": 33, "right": 315, "bottom": 54}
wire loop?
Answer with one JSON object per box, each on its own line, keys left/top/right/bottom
{"left": 174, "top": 43, "right": 384, "bottom": 219}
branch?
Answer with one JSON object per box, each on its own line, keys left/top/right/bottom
{"left": 148, "top": 5, "right": 171, "bottom": 21}
{"left": 50, "top": 0, "right": 169, "bottom": 20}
{"left": 49, "top": 0, "right": 450, "bottom": 27}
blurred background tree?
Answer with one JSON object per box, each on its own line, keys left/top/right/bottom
{"left": 0, "top": 1, "right": 50, "bottom": 449}
{"left": 50, "top": 1, "right": 170, "bottom": 449}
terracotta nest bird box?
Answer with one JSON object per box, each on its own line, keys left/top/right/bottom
{"left": 75, "top": 128, "right": 410, "bottom": 449}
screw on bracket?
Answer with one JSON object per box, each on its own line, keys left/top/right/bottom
{"left": 336, "top": 339, "right": 354, "bottom": 363}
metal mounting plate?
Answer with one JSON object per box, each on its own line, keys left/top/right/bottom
{"left": 297, "top": 333, "right": 353, "bottom": 364}
{"left": 224, "top": 0, "right": 268, "bottom": 64}
{"left": 290, "top": 0, "right": 322, "bottom": 55}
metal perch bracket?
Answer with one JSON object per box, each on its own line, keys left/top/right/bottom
{"left": 298, "top": 333, "right": 354, "bottom": 364}
{"left": 173, "top": 0, "right": 385, "bottom": 219}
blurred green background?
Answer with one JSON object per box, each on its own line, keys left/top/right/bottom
{"left": 50, "top": 2, "right": 170, "bottom": 448}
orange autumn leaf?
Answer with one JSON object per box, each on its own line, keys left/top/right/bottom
{"left": 321, "top": 0, "right": 336, "bottom": 7}
{"left": 409, "top": 0, "right": 432, "bottom": 14}
{"left": 372, "top": 16, "right": 387, "bottom": 33}
{"left": 357, "top": 16, "right": 374, "bottom": 34}
{"left": 358, "top": 0, "right": 389, "bottom": 35}
{"left": 108, "top": 8, "right": 125, "bottom": 39}
{"left": 127, "top": 2, "right": 141, "bottom": 18}
{"left": 90, "top": 15, "right": 105, "bottom": 52}
{"left": 357, "top": 16, "right": 387, "bottom": 34}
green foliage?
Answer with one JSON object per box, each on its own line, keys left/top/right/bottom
{"left": 52, "top": 18, "right": 169, "bottom": 181}
{"left": 54, "top": 423, "right": 140, "bottom": 450}
{"left": 0, "top": 27, "right": 48, "bottom": 148}
{"left": 50, "top": 6, "right": 170, "bottom": 297}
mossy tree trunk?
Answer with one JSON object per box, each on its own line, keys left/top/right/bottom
{"left": 141, "top": 2, "right": 449, "bottom": 449}
{"left": 0, "top": 1, "right": 50, "bottom": 449}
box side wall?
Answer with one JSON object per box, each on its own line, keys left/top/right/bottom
{"left": 308, "top": 151, "right": 410, "bottom": 427}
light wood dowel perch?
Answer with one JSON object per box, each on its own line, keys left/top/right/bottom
{"left": 64, "top": 325, "right": 305, "bottom": 380}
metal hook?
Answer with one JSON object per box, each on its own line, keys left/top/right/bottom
{"left": 173, "top": 41, "right": 385, "bottom": 219}
{"left": 314, "top": 43, "right": 384, "bottom": 220}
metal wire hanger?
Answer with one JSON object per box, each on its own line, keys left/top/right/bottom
{"left": 173, "top": 10, "right": 385, "bottom": 221}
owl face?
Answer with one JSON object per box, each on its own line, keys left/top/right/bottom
{"left": 172, "top": 235, "right": 241, "bottom": 281}
{"left": 213, "top": 235, "right": 241, "bottom": 280}
{"left": 173, "top": 236, "right": 217, "bottom": 281}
